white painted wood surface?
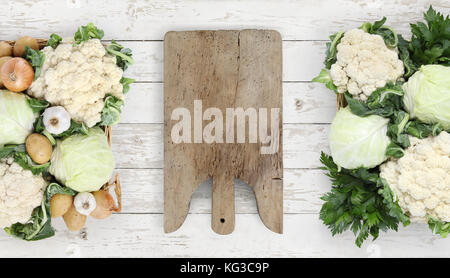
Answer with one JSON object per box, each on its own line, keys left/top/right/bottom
{"left": 1, "top": 0, "right": 449, "bottom": 258}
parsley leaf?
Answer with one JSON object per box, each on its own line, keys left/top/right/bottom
{"left": 319, "top": 152, "right": 409, "bottom": 247}
{"left": 408, "top": 6, "right": 450, "bottom": 67}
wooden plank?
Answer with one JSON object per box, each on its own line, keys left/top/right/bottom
{"left": 2, "top": 0, "right": 448, "bottom": 40}
{"left": 120, "top": 41, "right": 326, "bottom": 82}
{"left": 111, "top": 123, "right": 328, "bottom": 169}
{"left": 164, "top": 30, "right": 283, "bottom": 234}
{"left": 121, "top": 82, "right": 336, "bottom": 124}
{"left": 0, "top": 214, "right": 448, "bottom": 258}
{"left": 115, "top": 168, "right": 330, "bottom": 214}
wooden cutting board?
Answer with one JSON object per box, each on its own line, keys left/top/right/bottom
{"left": 164, "top": 30, "right": 283, "bottom": 234}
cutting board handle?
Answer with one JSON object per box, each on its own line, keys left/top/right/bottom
{"left": 212, "top": 174, "right": 235, "bottom": 235}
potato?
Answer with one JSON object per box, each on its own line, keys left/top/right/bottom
{"left": 0, "top": 42, "right": 12, "bottom": 57}
{"left": 50, "top": 194, "right": 73, "bottom": 218}
{"left": 0, "top": 56, "right": 12, "bottom": 88}
{"left": 63, "top": 204, "right": 87, "bottom": 231}
{"left": 13, "top": 36, "right": 38, "bottom": 57}
{"left": 25, "top": 133, "right": 52, "bottom": 164}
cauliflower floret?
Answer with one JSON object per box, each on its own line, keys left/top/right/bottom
{"left": 329, "top": 29, "right": 404, "bottom": 101}
{"left": 0, "top": 159, "right": 47, "bottom": 228}
{"left": 28, "top": 39, "right": 123, "bottom": 127}
{"left": 380, "top": 131, "right": 450, "bottom": 223}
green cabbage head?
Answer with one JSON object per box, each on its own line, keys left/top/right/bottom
{"left": 49, "top": 127, "right": 115, "bottom": 192}
{"left": 403, "top": 65, "right": 450, "bottom": 129}
{"left": 0, "top": 90, "right": 37, "bottom": 146}
{"left": 329, "top": 107, "right": 391, "bottom": 169}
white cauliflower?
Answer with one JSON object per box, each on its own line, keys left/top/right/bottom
{"left": 329, "top": 29, "right": 404, "bottom": 101}
{"left": 0, "top": 157, "right": 48, "bottom": 228}
{"left": 380, "top": 131, "right": 450, "bottom": 223}
{"left": 28, "top": 38, "right": 123, "bottom": 127}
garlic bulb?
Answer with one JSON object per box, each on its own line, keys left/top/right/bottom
{"left": 42, "top": 106, "right": 71, "bottom": 135}
{"left": 74, "top": 192, "right": 97, "bottom": 216}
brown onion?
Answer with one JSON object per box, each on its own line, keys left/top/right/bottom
{"left": 0, "top": 57, "right": 34, "bottom": 92}
{"left": 90, "top": 190, "right": 117, "bottom": 219}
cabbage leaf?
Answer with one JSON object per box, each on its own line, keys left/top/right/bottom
{"left": 0, "top": 90, "right": 37, "bottom": 146}
{"left": 49, "top": 127, "right": 115, "bottom": 192}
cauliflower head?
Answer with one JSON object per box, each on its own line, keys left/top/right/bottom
{"left": 380, "top": 131, "right": 450, "bottom": 223}
{"left": 28, "top": 38, "right": 124, "bottom": 127}
{"left": 0, "top": 158, "right": 48, "bottom": 228}
{"left": 329, "top": 29, "right": 404, "bottom": 101}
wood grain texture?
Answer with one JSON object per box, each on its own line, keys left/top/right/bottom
{"left": 114, "top": 41, "right": 326, "bottom": 82}
{"left": 111, "top": 123, "right": 327, "bottom": 169}
{"left": 2, "top": 0, "right": 448, "bottom": 40}
{"left": 116, "top": 168, "right": 329, "bottom": 214}
{"left": 1, "top": 0, "right": 449, "bottom": 257}
{"left": 121, "top": 82, "right": 336, "bottom": 124}
{"left": 0, "top": 214, "right": 449, "bottom": 258}
{"left": 164, "top": 30, "right": 283, "bottom": 234}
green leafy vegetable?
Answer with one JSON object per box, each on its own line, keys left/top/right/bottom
{"left": 5, "top": 183, "right": 76, "bottom": 241}
{"left": 120, "top": 77, "right": 135, "bottom": 94}
{"left": 319, "top": 152, "right": 409, "bottom": 247}
{"left": 47, "top": 34, "right": 62, "bottom": 49}
{"left": 405, "top": 120, "right": 444, "bottom": 139}
{"left": 408, "top": 6, "right": 450, "bottom": 67}
{"left": 345, "top": 83, "right": 404, "bottom": 118}
{"left": 428, "top": 218, "right": 450, "bottom": 238}
{"left": 397, "top": 35, "right": 418, "bottom": 78}
{"left": 360, "top": 17, "right": 398, "bottom": 48}
{"left": 74, "top": 22, "right": 104, "bottom": 45}
{"left": 402, "top": 65, "right": 450, "bottom": 130}
{"left": 329, "top": 107, "right": 391, "bottom": 169}
{"left": 0, "top": 90, "right": 37, "bottom": 146}
{"left": 13, "top": 151, "right": 50, "bottom": 175}
{"left": 34, "top": 116, "right": 88, "bottom": 139}
{"left": 0, "top": 143, "right": 49, "bottom": 175}
{"left": 377, "top": 178, "right": 411, "bottom": 225}
{"left": 23, "top": 46, "right": 45, "bottom": 80}
{"left": 324, "top": 31, "right": 344, "bottom": 69}
{"left": 0, "top": 144, "right": 25, "bottom": 160}
{"left": 386, "top": 110, "right": 410, "bottom": 147}
{"left": 106, "top": 40, "right": 134, "bottom": 71}
{"left": 312, "top": 69, "right": 338, "bottom": 93}
{"left": 49, "top": 127, "right": 115, "bottom": 192}
{"left": 100, "top": 94, "right": 124, "bottom": 126}
{"left": 26, "top": 97, "right": 49, "bottom": 113}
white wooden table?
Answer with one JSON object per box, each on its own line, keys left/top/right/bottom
{"left": 1, "top": 0, "right": 449, "bottom": 258}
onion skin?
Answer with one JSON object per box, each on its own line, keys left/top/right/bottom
{"left": 0, "top": 57, "right": 34, "bottom": 92}
{"left": 90, "top": 190, "right": 115, "bottom": 219}
{"left": 0, "top": 56, "right": 12, "bottom": 88}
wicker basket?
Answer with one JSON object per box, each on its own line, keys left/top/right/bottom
{"left": 5, "top": 38, "right": 122, "bottom": 212}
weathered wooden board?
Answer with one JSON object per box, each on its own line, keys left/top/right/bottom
{"left": 1, "top": 214, "right": 449, "bottom": 258}
{"left": 164, "top": 30, "right": 283, "bottom": 234}
{"left": 111, "top": 123, "right": 328, "bottom": 169}
{"left": 121, "top": 82, "right": 336, "bottom": 124}
{"left": 2, "top": 0, "right": 448, "bottom": 40}
{"left": 1, "top": 0, "right": 449, "bottom": 258}
{"left": 114, "top": 41, "right": 326, "bottom": 82}
{"left": 109, "top": 168, "right": 330, "bottom": 214}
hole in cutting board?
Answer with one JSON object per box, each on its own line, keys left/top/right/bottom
{"left": 220, "top": 218, "right": 225, "bottom": 223}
